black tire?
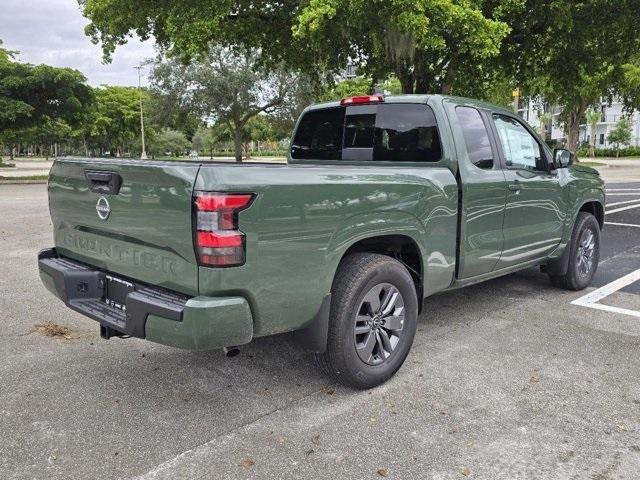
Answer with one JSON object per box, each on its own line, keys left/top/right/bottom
{"left": 315, "top": 253, "right": 418, "bottom": 389}
{"left": 548, "top": 212, "right": 600, "bottom": 290}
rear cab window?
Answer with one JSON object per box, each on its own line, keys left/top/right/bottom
{"left": 291, "top": 103, "right": 442, "bottom": 163}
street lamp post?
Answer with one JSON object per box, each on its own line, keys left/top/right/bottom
{"left": 134, "top": 65, "right": 148, "bottom": 159}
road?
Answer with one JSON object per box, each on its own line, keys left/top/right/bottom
{"left": 1, "top": 183, "right": 639, "bottom": 480}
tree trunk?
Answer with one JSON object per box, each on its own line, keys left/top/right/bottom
{"left": 233, "top": 127, "right": 243, "bottom": 162}
{"left": 565, "top": 103, "right": 587, "bottom": 155}
{"left": 397, "top": 68, "right": 414, "bottom": 94}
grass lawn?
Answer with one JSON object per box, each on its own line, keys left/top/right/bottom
{"left": 577, "top": 161, "right": 606, "bottom": 167}
{"left": 579, "top": 156, "right": 640, "bottom": 161}
{"left": 0, "top": 174, "right": 49, "bottom": 183}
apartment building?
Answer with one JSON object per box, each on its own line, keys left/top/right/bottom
{"left": 518, "top": 97, "right": 640, "bottom": 147}
{"left": 578, "top": 99, "right": 640, "bottom": 148}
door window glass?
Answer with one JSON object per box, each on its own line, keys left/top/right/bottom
{"left": 455, "top": 107, "right": 493, "bottom": 169}
{"left": 493, "top": 114, "right": 544, "bottom": 170}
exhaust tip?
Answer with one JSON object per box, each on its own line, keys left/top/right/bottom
{"left": 223, "top": 346, "right": 240, "bottom": 357}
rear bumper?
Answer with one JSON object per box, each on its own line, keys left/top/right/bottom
{"left": 37, "top": 248, "right": 253, "bottom": 350}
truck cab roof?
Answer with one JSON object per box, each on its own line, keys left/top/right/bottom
{"left": 306, "top": 94, "right": 513, "bottom": 117}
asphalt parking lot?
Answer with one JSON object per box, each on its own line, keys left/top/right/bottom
{"left": 2, "top": 182, "right": 640, "bottom": 480}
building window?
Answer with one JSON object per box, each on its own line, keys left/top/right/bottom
{"left": 599, "top": 134, "right": 605, "bottom": 145}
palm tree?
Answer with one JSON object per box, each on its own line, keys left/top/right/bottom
{"left": 585, "top": 107, "right": 601, "bottom": 158}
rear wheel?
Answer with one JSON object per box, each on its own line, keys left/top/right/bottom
{"left": 315, "top": 253, "right": 418, "bottom": 389}
{"left": 548, "top": 212, "right": 600, "bottom": 290}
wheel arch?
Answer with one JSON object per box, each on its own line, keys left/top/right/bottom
{"left": 579, "top": 200, "right": 605, "bottom": 229}
{"left": 291, "top": 232, "right": 426, "bottom": 354}
{"left": 339, "top": 234, "right": 424, "bottom": 310}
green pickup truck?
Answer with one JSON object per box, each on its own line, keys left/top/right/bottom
{"left": 38, "top": 94, "right": 604, "bottom": 388}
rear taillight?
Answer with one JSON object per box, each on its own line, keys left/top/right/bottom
{"left": 194, "top": 192, "right": 254, "bottom": 267}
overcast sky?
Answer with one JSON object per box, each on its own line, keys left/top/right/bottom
{"left": 0, "top": 0, "right": 155, "bottom": 86}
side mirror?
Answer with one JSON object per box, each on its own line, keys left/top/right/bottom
{"left": 553, "top": 148, "right": 574, "bottom": 168}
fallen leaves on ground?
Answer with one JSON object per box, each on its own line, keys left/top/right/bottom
{"left": 462, "top": 467, "right": 471, "bottom": 476}
{"left": 615, "top": 424, "right": 630, "bottom": 433}
{"left": 31, "top": 321, "right": 73, "bottom": 339}
{"left": 240, "top": 458, "right": 255, "bottom": 469}
{"left": 529, "top": 375, "right": 541, "bottom": 384}
{"left": 376, "top": 468, "right": 388, "bottom": 477}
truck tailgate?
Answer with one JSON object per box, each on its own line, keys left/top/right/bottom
{"left": 47, "top": 158, "right": 200, "bottom": 296}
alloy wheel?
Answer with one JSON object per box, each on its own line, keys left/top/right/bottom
{"left": 354, "top": 283, "right": 405, "bottom": 365}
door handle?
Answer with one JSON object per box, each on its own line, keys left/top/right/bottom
{"left": 85, "top": 170, "right": 122, "bottom": 195}
{"left": 508, "top": 183, "right": 522, "bottom": 192}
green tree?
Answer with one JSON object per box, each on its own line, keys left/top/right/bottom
{"left": 495, "top": 0, "right": 640, "bottom": 150}
{"left": 584, "top": 107, "right": 601, "bottom": 158}
{"left": 317, "top": 76, "right": 373, "bottom": 102}
{"left": 149, "top": 128, "right": 190, "bottom": 157}
{"left": 0, "top": 46, "right": 94, "bottom": 159}
{"left": 80, "top": 1, "right": 510, "bottom": 96}
{"left": 90, "top": 86, "right": 146, "bottom": 156}
{"left": 607, "top": 118, "right": 633, "bottom": 157}
{"left": 191, "top": 124, "right": 233, "bottom": 159}
{"left": 245, "top": 115, "right": 274, "bottom": 156}
{"left": 150, "top": 47, "right": 299, "bottom": 162}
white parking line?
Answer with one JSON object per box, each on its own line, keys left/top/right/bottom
{"left": 606, "top": 188, "right": 640, "bottom": 192}
{"left": 607, "top": 199, "right": 640, "bottom": 207}
{"left": 606, "top": 203, "right": 640, "bottom": 214}
{"left": 571, "top": 269, "right": 640, "bottom": 318}
{"left": 605, "top": 222, "right": 640, "bottom": 228}
{"left": 605, "top": 193, "right": 640, "bottom": 196}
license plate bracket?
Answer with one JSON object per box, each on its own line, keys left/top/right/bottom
{"left": 104, "top": 275, "right": 135, "bottom": 310}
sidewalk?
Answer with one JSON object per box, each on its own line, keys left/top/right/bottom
{"left": 0, "top": 160, "right": 53, "bottom": 178}
{"left": 587, "top": 158, "right": 640, "bottom": 183}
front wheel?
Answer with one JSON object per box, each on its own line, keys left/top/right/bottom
{"left": 548, "top": 212, "right": 600, "bottom": 290}
{"left": 315, "top": 253, "right": 418, "bottom": 389}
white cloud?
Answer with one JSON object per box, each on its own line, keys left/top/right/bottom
{"left": 0, "top": 0, "right": 156, "bottom": 86}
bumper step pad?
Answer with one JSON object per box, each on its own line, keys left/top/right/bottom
{"left": 38, "top": 249, "right": 190, "bottom": 338}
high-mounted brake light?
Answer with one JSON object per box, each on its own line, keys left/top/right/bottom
{"left": 194, "top": 192, "right": 254, "bottom": 267}
{"left": 340, "top": 95, "right": 384, "bottom": 105}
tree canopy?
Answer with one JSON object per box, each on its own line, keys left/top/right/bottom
{"left": 0, "top": 45, "right": 94, "bottom": 158}
{"left": 80, "top": 0, "right": 510, "bottom": 96}
{"left": 497, "top": 0, "right": 640, "bottom": 149}
{"left": 80, "top": 0, "right": 640, "bottom": 151}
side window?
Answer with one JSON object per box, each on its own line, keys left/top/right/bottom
{"left": 372, "top": 104, "right": 442, "bottom": 162}
{"left": 493, "top": 114, "right": 545, "bottom": 171}
{"left": 290, "top": 107, "right": 345, "bottom": 160}
{"left": 290, "top": 103, "right": 442, "bottom": 162}
{"left": 455, "top": 106, "right": 493, "bottom": 169}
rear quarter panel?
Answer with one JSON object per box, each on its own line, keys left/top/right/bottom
{"left": 195, "top": 164, "right": 458, "bottom": 337}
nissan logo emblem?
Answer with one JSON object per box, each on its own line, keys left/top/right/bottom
{"left": 96, "top": 196, "right": 111, "bottom": 220}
